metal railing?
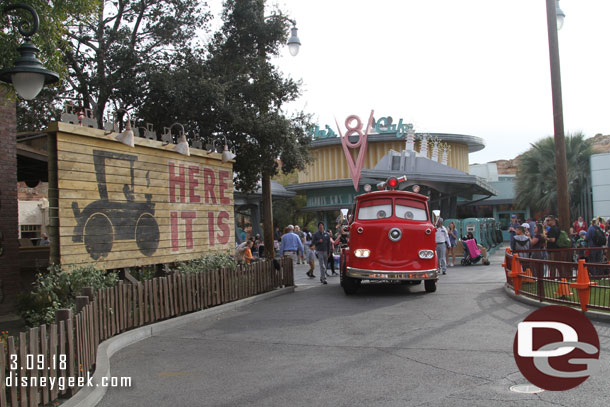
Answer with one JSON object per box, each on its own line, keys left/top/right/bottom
{"left": 503, "top": 247, "right": 610, "bottom": 312}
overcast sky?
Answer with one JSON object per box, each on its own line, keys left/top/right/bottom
{"left": 252, "top": 0, "right": 610, "bottom": 164}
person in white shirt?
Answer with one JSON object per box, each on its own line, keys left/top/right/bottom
{"left": 435, "top": 218, "right": 451, "bottom": 275}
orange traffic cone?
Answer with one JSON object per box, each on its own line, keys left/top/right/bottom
{"left": 522, "top": 268, "right": 534, "bottom": 284}
{"left": 555, "top": 278, "right": 572, "bottom": 297}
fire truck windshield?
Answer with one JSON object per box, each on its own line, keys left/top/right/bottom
{"left": 357, "top": 198, "right": 392, "bottom": 220}
{"left": 395, "top": 199, "right": 428, "bottom": 221}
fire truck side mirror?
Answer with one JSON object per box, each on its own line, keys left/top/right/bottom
{"left": 432, "top": 210, "right": 441, "bottom": 225}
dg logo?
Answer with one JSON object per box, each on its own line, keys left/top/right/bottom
{"left": 513, "top": 305, "right": 600, "bottom": 391}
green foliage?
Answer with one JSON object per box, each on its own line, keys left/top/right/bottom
{"left": 131, "top": 266, "right": 156, "bottom": 282}
{"left": 174, "top": 252, "right": 237, "bottom": 274}
{"left": 64, "top": 0, "right": 212, "bottom": 127}
{"left": 515, "top": 133, "right": 593, "bottom": 219}
{"left": 16, "top": 265, "right": 118, "bottom": 327}
{"left": 204, "top": 0, "right": 313, "bottom": 192}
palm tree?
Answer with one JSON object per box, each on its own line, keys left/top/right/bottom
{"left": 515, "top": 133, "right": 592, "bottom": 220}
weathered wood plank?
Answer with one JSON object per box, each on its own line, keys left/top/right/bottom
{"left": 8, "top": 336, "right": 18, "bottom": 407}
{"left": 152, "top": 278, "right": 159, "bottom": 322}
{"left": 40, "top": 325, "right": 49, "bottom": 405}
{"left": 28, "top": 327, "right": 38, "bottom": 407}
{"left": 58, "top": 321, "right": 66, "bottom": 396}
{"left": 19, "top": 332, "right": 27, "bottom": 407}
{"left": 49, "top": 324, "right": 58, "bottom": 402}
{"left": 0, "top": 332, "right": 7, "bottom": 407}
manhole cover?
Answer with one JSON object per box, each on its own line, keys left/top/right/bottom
{"left": 510, "top": 384, "right": 544, "bottom": 394}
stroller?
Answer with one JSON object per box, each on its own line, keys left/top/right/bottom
{"left": 460, "top": 236, "right": 491, "bottom": 266}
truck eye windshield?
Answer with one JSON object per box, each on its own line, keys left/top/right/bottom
{"left": 395, "top": 199, "right": 428, "bottom": 221}
{"left": 358, "top": 199, "right": 392, "bottom": 220}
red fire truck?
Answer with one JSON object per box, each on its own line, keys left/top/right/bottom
{"left": 340, "top": 177, "right": 439, "bottom": 295}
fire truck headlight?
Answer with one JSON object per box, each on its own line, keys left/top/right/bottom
{"left": 418, "top": 250, "right": 434, "bottom": 259}
{"left": 354, "top": 249, "right": 370, "bottom": 258}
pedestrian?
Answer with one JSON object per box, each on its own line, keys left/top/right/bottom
{"left": 526, "top": 217, "right": 536, "bottom": 235}
{"left": 529, "top": 223, "right": 547, "bottom": 278}
{"left": 513, "top": 226, "right": 530, "bottom": 258}
{"left": 573, "top": 216, "right": 587, "bottom": 236}
{"left": 529, "top": 223, "right": 547, "bottom": 260}
{"left": 447, "top": 221, "right": 457, "bottom": 267}
{"left": 544, "top": 215, "right": 562, "bottom": 278}
{"left": 327, "top": 230, "right": 337, "bottom": 276}
{"left": 234, "top": 240, "right": 254, "bottom": 264}
{"left": 306, "top": 243, "right": 316, "bottom": 278}
{"left": 312, "top": 222, "right": 331, "bottom": 285}
{"left": 435, "top": 217, "right": 450, "bottom": 275}
{"left": 575, "top": 230, "right": 587, "bottom": 261}
{"left": 294, "top": 225, "right": 305, "bottom": 264}
{"left": 586, "top": 218, "right": 606, "bottom": 276}
{"left": 39, "top": 233, "right": 50, "bottom": 246}
{"left": 508, "top": 214, "right": 520, "bottom": 252}
{"left": 279, "top": 225, "right": 304, "bottom": 269}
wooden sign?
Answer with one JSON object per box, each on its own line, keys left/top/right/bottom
{"left": 50, "top": 123, "right": 234, "bottom": 269}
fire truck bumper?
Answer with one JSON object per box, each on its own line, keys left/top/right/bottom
{"left": 346, "top": 267, "right": 438, "bottom": 281}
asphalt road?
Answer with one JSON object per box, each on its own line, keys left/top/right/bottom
{"left": 98, "top": 248, "right": 610, "bottom": 406}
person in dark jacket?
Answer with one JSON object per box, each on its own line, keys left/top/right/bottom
{"left": 312, "top": 222, "right": 331, "bottom": 285}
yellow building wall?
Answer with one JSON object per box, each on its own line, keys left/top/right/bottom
{"left": 299, "top": 141, "right": 470, "bottom": 184}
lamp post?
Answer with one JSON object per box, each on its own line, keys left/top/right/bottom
{"left": 0, "top": 4, "right": 59, "bottom": 99}
{"left": 258, "top": 13, "right": 301, "bottom": 259}
{"left": 0, "top": 3, "right": 58, "bottom": 311}
{"left": 546, "top": 0, "right": 570, "bottom": 231}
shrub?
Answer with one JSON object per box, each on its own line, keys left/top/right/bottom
{"left": 174, "top": 252, "right": 237, "bottom": 274}
{"left": 17, "top": 265, "right": 118, "bottom": 327}
{"left": 130, "top": 266, "right": 156, "bottom": 281}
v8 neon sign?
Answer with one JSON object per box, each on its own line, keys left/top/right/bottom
{"left": 335, "top": 110, "right": 374, "bottom": 191}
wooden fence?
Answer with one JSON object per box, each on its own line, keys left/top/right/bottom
{"left": 0, "top": 258, "right": 293, "bottom": 406}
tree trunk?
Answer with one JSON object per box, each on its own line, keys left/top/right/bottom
{"left": 261, "top": 171, "right": 275, "bottom": 259}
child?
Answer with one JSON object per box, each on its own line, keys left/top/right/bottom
{"left": 306, "top": 243, "right": 316, "bottom": 278}
{"left": 576, "top": 230, "right": 587, "bottom": 260}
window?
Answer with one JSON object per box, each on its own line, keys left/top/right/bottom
{"left": 357, "top": 198, "right": 393, "bottom": 220}
{"left": 395, "top": 199, "right": 428, "bottom": 221}
{"left": 20, "top": 224, "right": 41, "bottom": 239}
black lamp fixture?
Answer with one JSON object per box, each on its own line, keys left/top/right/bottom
{"left": 0, "top": 4, "right": 59, "bottom": 100}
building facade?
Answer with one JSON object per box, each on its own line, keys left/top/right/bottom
{"left": 287, "top": 115, "right": 497, "bottom": 227}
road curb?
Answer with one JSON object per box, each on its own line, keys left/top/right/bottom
{"left": 503, "top": 283, "right": 610, "bottom": 323}
{"left": 61, "top": 286, "right": 295, "bottom": 407}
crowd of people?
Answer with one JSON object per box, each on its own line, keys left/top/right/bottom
{"left": 508, "top": 214, "right": 609, "bottom": 275}
{"left": 234, "top": 221, "right": 348, "bottom": 285}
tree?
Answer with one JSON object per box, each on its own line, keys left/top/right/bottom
{"left": 202, "top": 0, "right": 312, "bottom": 258}
{"left": 60, "top": 0, "right": 211, "bottom": 128}
{"left": 515, "top": 133, "right": 592, "bottom": 221}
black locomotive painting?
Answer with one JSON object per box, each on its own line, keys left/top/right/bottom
{"left": 71, "top": 150, "right": 160, "bottom": 260}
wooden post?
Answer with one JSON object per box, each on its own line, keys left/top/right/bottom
{"left": 75, "top": 296, "right": 90, "bottom": 314}
{"left": 55, "top": 309, "right": 72, "bottom": 325}
{"left": 82, "top": 287, "right": 95, "bottom": 301}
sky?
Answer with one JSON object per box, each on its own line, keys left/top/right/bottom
{"left": 240, "top": 0, "right": 610, "bottom": 164}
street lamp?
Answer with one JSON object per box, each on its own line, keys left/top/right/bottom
{"left": 546, "top": 0, "right": 570, "bottom": 232}
{"left": 287, "top": 24, "right": 301, "bottom": 56}
{"left": 0, "top": 4, "right": 59, "bottom": 100}
{"left": 265, "top": 15, "right": 301, "bottom": 56}
{"left": 555, "top": 0, "right": 565, "bottom": 30}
